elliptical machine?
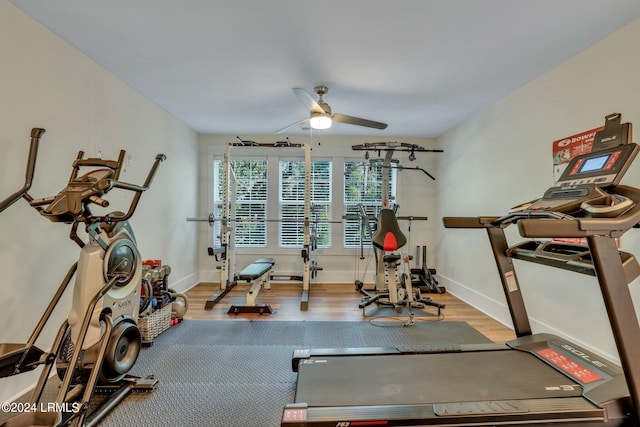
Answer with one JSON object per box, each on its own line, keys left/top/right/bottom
{"left": 0, "top": 128, "right": 165, "bottom": 427}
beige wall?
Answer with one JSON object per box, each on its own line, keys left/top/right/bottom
{"left": 436, "top": 17, "right": 640, "bottom": 362}
{"left": 0, "top": 2, "right": 199, "bottom": 402}
{"left": 3, "top": 0, "right": 640, "bottom": 408}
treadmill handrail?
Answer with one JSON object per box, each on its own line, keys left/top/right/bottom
{"left": 442, "top": 216, "right": 500, "bottom": 229}
{"left": 518, "top": 185, "right": 640, "bottom": 238}
{"left": 444, "top": 185, "right": 640, "bottom": 238}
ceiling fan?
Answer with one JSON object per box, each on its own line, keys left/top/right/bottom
{"left": 275, "top": 86, "right": 388, "bottom": 134}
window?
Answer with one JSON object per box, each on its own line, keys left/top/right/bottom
{"left": 279, "top": 160, "right": 332, "bottom": 248}
{"left": 343, "top": 161, "right": 396, "bottom": 248}
{"left": 211, "top": 152, "right": 395, "bottom": 251}
{"left": 213, "top": 159, "right": 267, "bottom": 247}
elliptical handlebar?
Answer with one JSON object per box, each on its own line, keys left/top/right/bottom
{"left": 0, "top": 128, "right": 46, "bottom": 213}
{"left": 0, "top": 127, "right": 166, "bottom": 226}
{"left": 91, "top": 153, "right": 166, "bottom": 224}
{"left": 42, "top": 151, "right": 166, "bottom": 225}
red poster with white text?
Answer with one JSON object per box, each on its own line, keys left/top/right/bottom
{"left": 552, "top": 126, "right": 603, "bottom": 183}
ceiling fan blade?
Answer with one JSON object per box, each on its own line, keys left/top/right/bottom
{"left": 332, "top": 113, "right": 388, "bottom": 130}
{"left": 293, "top": 88, "right": 327, "bottom": 114}
{"left": 275, "top": 117, "right": 310, "bottom": 134}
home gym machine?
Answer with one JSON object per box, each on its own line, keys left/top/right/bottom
{"left": 282, "top": 113, "right": 640, "bottom": 426}
{"left": 351, "top": 141, "right": 444, "bottom": 315}
{"left": 187, "top": 138, "right": 324, "bottom": 311}
{"left": 412, "top": 244, "right": 446, "bottom": 294}
{"left": 357, "top": 207, "right": 444, "bottom": 320}
{"left": 0, "top": 128, "right": 165, "bottom": 427}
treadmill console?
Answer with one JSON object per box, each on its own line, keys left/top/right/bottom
{"left": 557, "top": 142, "right": 638, "bottom": 188}
{"left": 504, "top": 113, "right": 638, "bottom": 221}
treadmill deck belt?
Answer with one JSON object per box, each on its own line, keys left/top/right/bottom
{"left": 295, "top": 350, "right": 582, "bottom": 407}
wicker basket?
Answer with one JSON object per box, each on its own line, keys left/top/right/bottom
{"left": 139, "top": 303, "right": 172, "bottom": 341}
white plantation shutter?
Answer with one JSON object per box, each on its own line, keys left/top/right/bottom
{"left": 213, "top": 159, "right": 267, "bottom": 247}
{"left": 212, "top": 154, "right": 395, "bottom": 250}
{"left": 279, "top": 160, "right": 332, "bottom": 248}
{"left": 212, "top": 159, "right": 223, "bottom": 248}
{"left": 343, "top": 161, "right": 395, "bottom": 248}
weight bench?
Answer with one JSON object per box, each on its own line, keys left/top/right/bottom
{"left": 228, "top": 258, "right": 275, "bottom": 314}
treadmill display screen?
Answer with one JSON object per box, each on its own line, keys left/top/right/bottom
{"left": 568, "top": 149, "right": 620, "bottom": 177}
{"left": 579, "top": 154, "right": 610, "bottom": 172}
{"left": 558, "top": 144, "right": 640, "bottom": 188}
{"left": 557, "top": 143, "right": 638, "bottom": 187}
{"left": 537, "top": 348, "right": 602, "bottom": 384}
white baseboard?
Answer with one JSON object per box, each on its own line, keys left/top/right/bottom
{"left": 167, "top": 271, "right": 199, "bottom": 293}
{"left": 437, "top": 274, "right": 620, "bottom": 364}
{"left": 437, "top": 274, "right": 514, "bottom": 329}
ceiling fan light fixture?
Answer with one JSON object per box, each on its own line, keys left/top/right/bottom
{"left": 309, "top": 112, "right": 332, "bottom": 130}
{"left": 275, "top": 86, "right": 387, "bottom": 134}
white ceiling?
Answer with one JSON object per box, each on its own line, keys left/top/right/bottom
{"left": 10, "top": 0, "right": 640, "bottom": 138}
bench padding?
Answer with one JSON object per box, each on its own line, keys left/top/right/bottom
{"left": 238, "top": 258, "right": 275, "bottom": 281}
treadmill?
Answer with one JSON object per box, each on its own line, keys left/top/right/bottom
{"left": 282, "top": 113, "right": 640, "bottom": 426}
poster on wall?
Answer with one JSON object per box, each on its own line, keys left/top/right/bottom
{"left": 552, "top": 126, "right": 604, "bottom": 183}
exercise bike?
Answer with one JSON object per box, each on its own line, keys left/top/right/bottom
{"left": 0, "top": 128, "right": 165, "bottom": 427}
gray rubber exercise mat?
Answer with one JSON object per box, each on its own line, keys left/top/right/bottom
{"left": 1, "top": 320, "right": 491, "bottom": 427}
{"left": 102, "top": 320, "right": 491, "bottom": 427}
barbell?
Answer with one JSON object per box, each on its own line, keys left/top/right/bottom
{"left": 186, "top": 214, "right": 428, "bottom": 224}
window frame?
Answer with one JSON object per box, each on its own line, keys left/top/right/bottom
{"left": 278, "top": 158, "right": 333, "bottom": 249}
{"left": 212, "top": 157, "right": 268, "bottom": 248}
{"left": 209, "top": 147, "right": 396, "bottom": 254}
{"left": 343, "top": 159, "right": 397, "bottom": 249}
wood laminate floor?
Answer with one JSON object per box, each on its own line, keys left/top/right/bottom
{"left": 184, "top": 281, "right": 516, "bottom": 343}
